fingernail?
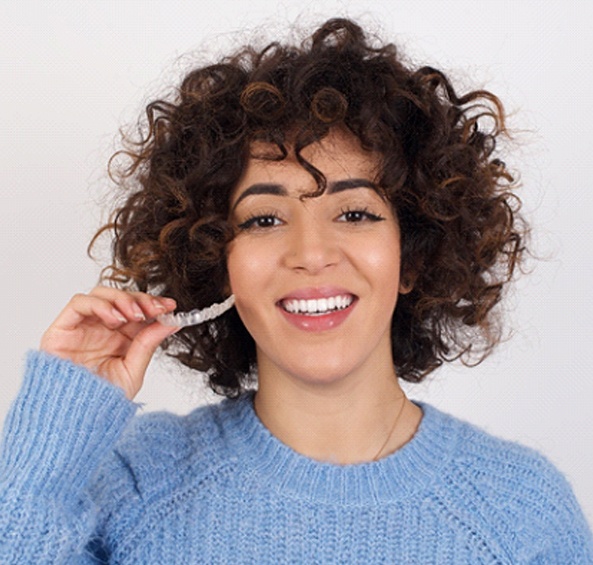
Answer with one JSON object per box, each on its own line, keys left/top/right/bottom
{"left": 112, "top": 309, "right": 128, "bottom": 323}
{"left": 152, "top": 299, "right": 166, "bottom": 311}
{"left": 132, "top": 304, "right": 146, "bottom": 321}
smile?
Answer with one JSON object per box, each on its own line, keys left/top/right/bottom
{"left": 279, "top": 295, "right": 355, "bottom": 316}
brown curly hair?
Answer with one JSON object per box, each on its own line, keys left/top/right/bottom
{"left": 92, "top": 18, "right": 527, "bottom": 397}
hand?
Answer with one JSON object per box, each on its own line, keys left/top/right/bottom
{"left": 40, "top": 286, "right": 179, "bottom": 400}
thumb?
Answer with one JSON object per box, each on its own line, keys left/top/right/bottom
{"left": 123, "top": 321, "right": 179, "bottom": 386}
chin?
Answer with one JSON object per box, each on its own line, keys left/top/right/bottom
{"left": 286, "top": 359, "right": 362, "bottom": 388}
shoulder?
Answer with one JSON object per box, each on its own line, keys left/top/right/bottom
{"left": 121, "top": 395, "right": 239, "bottom": 475}
{"left": 91, "top": 394, "right": 245, "bottom": 504}
{"left": 421, "top": 403, "right": 593, "bottom": 561}
{"left": 436, "top": 404, "right": 571, "bottom": 496}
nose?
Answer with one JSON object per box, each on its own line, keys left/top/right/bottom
{"left": 283, "top": 216, "right": 341, "bottom": 274}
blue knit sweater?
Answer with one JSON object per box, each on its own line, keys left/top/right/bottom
{"left": 1, "top": 352, "right": 592, "bottom": 564}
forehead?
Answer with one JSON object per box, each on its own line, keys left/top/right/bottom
{"left": 235, "top": 129, "right": 381, "bottom": 196}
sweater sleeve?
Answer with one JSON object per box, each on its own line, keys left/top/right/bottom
{"left": 523, "top": 456, "right": 593, "bottom": 564}
{"left": 0, "top": 351, "right": 138, "bottom": 564}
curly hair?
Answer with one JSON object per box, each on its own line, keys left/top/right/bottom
{"left": 92, "top": 18, "right": 527, "bottom": 397}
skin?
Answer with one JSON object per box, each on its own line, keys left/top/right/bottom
{"left": 227, "top": 129, "right": 422, "bottom": 464}
{"left": 40, "top": 287, "right": 178, "bottom": 400}
{"left": 40, "top": 128, "right": 422, "bottom": 464}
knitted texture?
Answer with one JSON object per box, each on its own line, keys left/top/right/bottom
{"left": 1, "top": 351, "right": 592, "bottom": 564}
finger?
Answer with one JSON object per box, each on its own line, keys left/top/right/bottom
{"left": 123, "top": 321, "right": 179, "bottom": 381}
{"left": 52, "top": 294, "right": 131, "bottom": 331}
{"left": 90, "top": 287, "right": 176, "bottom": 322}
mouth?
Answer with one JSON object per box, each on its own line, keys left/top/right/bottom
{"left": 278, "top": 294, "right": 356, "bottom": 316}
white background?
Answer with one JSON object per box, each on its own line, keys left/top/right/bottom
{"left": 1, "top": 0, "right": 591, "bottom": 527}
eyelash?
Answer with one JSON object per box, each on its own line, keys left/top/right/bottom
{"left": 338, "top": 206, "right": 385, "bottom": 223}
{"left": 237, "top": 206, "right": 385, "bottom": 231}
{"left": 237, "top": 213, "right": 284, "bottom": 231}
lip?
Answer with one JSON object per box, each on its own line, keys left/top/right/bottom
{"left": 277, "top": 287, "right": 358, "bottom": 332}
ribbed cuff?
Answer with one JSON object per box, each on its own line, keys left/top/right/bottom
{"left": 0, "top": 351, "right": 138, "bottom": 499}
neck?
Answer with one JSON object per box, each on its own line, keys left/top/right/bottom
{"left": 254, "top": 364, "right": 422, "bottom": 465}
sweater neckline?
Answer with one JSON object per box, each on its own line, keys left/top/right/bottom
{"left": 221, "top": 392, "right": 460, "bottom": 505}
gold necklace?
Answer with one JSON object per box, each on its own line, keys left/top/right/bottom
{"left": 372, "top": 395, "right": 407, "bottom": 461}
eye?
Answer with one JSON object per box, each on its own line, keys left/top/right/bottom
{"left": 237, "top": 214, "right": 283, "bottom": 230}
{"left": 338, "top": 207, "right": 385, "bottom": 223}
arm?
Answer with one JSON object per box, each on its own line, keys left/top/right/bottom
{"left": 524, "top": 457, "right": 593, "bottom": 564}
{"left": 0, "top": 288, "right": 177, "bottom": 563}
{"left": 0, "top": 352, "right": 137, "bottom": 563}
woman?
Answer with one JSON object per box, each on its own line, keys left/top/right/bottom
{"left": 1, "top": 18, "right": 591, "bottom": 563}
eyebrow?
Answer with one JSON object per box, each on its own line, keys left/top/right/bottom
{"left": 231, "top": 178, "right": 378, "bottom": 211}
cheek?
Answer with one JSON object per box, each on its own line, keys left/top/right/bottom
{"left": 227, "top": 241, "right": 250, "bottom": 296}
{"left": 226, "top": 240, "right": 279, "bottom": 346}
{"left": 359, "top": 231, "right": 402, "bottom": 280}
{"left": 366, "top": 244, "right": 400, "bottom": 272}
{"left": 227, "top": 239, "right": 278, "bottom": 299}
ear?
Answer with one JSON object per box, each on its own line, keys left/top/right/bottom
{"left": 222, "top": 262, "right": 232, "bottom": 297}
{"left": 398, "top": 279, "right": 414, "bottom": 295}
{"left": 398, "top": 265, "right": 417, "bottom": 295}
{"left": 399, "top": 256, "right": 421, "bottom": 295}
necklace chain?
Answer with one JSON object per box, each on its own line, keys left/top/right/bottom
{"left": 372, "top": 395, "right": 407, "bottom": 461}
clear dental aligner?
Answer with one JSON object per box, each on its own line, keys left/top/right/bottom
{"left": 157, "top": 295, "right": 235, "bottom": 327}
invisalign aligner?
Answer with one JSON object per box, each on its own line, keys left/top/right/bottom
{"left": 157, "top": 295, "right": 235, "bottom": 328}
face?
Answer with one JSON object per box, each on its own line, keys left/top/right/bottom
{"left": 227, "top": 129, "right": 406, "bottom": 388}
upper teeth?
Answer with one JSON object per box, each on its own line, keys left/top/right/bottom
{"left": 281, "top": 295, "right": 354, "bottom": 315}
